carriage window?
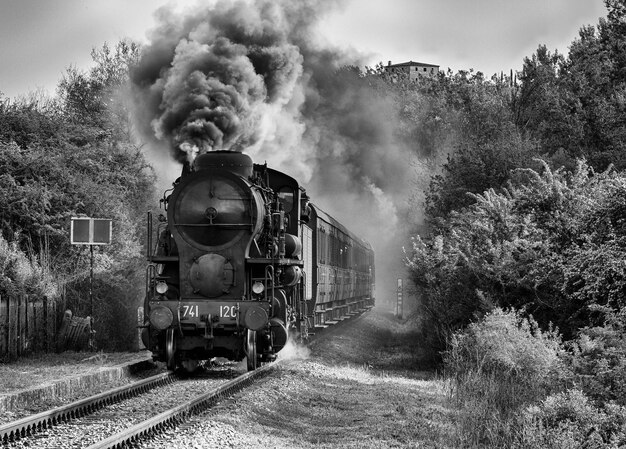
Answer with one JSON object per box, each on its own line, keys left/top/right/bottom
{"left": 277, "top": 187, "right": 294, "bottom": 213}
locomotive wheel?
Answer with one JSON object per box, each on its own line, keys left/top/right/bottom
{"left": 165, "top": 328, "right": 176, "bottom": 371}
{"left": 246, "top": 329, "right": 257, "bottom": 371}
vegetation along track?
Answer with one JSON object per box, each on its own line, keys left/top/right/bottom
{"left": 1, "top": 361, "right": 277, "bottom": 448}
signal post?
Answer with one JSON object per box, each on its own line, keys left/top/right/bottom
{"left": 70, "top": 217, "right": 112, "bottom": 350}
{"left": 396, "top": 278, "right": 403, "bottom": 319}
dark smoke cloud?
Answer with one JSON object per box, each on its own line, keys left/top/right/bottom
{"left": 132, "top": 0, "right": 424, "bottom": 305}
{"left": 131, "top": 0, "right": 340, "bottom": 163}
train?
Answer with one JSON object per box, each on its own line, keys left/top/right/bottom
{"left": 141, "top": 151, "right": 375, "bottom": 371}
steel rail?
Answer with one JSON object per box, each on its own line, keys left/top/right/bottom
{"left": 0, "top": 371, "right": 176, "bottom": 443}
{"left": 85, "top": 360, "right": 282, "bottom": 449}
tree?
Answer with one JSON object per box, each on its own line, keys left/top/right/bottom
{"left": 514, "top": 46, "right": 585, "bottom": 162}
{"left": 406, "top": 160, "right": 626, "bottom": 344}
{"left": 516, "top": 1, "right": 626, "bottom": 171}
{"left": 399, "top": 69, "right": 538, "bottom": 221}
{"left": 58, "top": 40, "right": 140, "bottom": 138}
{"left": 0, "top": 94, "right": 64, "bottom": 149}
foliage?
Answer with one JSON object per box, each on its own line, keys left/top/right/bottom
{"left": 445, "top": 308, "right": 569, "bottom": 447}
{"left": 518, "top": 389, "right": 626, "bottom": 448}
{"left": 406, "top": 3, "right": 626, "bottom": 447}
{"left": 0, "top": 39, "right": 154, "bottom": 351}
{"left": 415, "top": 0, "right": 626, "bottom": 222}
{"left": 0, "top": 139, "right": 153, "bottom": 268}
{"left": 406, "top": 160, "right": 626, "bottom": 349}
{"left": 516, "top": 0, "right": 626, "bottom": 171}
{"left": 58, "top": 40, "right": 140, "bottom": 135}
{"left": 420, "top": 160, "right": 626, "bottom": 446}
{"left": 567, "top": 307, "right": 626, "bottom": 406}
{"left": 0, "top": 94, "right": 64, "bottom": 149}
{"left": 0, "top": 233, "right": 58, "bottom": 300}
{"left": 514, "top": 46, "right": 585, "bottom": 163}
{"left": 426, "top": 136, "right": 536, "bottom": 221}
{"left": 445, "top": 309, "right": 566, "bottom": 384}
{"left": 445, "top": 309, "right": 626, "bottom": 448}
{"left": 393, "top": 68, "right": 538, "bottom": 220}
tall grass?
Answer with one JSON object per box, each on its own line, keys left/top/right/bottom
{"left": 444, "top": 308, "right": 626, "bottom": 448}
{"left": 444, "top": 308, "right": 569, "bottom": 447}
{"left": 0, "top": 234, "right": 59, "bottom": 299}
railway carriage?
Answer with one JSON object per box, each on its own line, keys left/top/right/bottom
{"left": 142, "top": 151, "right": 374, "bottom": 371}
{"left": 304, "top": 206, "right": 375, "bottom": 328}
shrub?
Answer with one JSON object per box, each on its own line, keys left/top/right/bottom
{"left": 446, "top": 309, "right": 566, "bottom": 382}
{"left": 567, "top": 307, "right": 626, "bottom": 406}
{"left": 445, "top": 308, "right": 569, "bottom": 447}
{"left": 518, "top": 390, "right": 626, "bottom": 448}
{"left": 407, "top": 159, "right": 626, "bottom": 342}
{"left": 0, "top": 234, "right": 59, "bottom": 300}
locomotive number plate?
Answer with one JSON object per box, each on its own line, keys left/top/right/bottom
{"left": 220, "top": 305, "right": 237, "bottom": 318}
{"left": 182, "top": 305, "right": 199, "bottom": 318}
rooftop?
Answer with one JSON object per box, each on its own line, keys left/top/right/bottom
{"left": 386, "top": 61, "right": 440, "bottom": 68}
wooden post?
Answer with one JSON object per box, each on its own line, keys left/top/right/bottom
{"left": 0, "top": 294, "right": 6, "bottom": 357}
{"left": 4, "top": 295, "right": 9, "bottom": 358}
{"left": 16, "top": 295, "right": 21, "bottom": 357}
{"left": 24, "top": 296, "right": 29, "bottom": 354}
{"left": 6, "top": 296, "right": 10, "bottom": 358}
{"left": 43, "top": 296, "right": 48, "bottom": 352}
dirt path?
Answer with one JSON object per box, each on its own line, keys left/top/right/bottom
{"left": 149, "top": 308, "right": 455, "bottom": 448}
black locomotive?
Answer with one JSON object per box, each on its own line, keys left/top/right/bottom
{"left": 142, "top": 151, "right": 375, "bottom": 371}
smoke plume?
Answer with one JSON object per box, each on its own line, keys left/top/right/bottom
{"left": 132, "top": 0, "right": 423, "bottom": 306}
{"left": 132, "top": 0, "right": 325, "bottom": 164}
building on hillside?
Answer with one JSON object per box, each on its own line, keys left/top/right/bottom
{"left": 384, "top": 61, "right": 440, "bottom": 82}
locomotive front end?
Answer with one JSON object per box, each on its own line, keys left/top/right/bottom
{"left": 144, "top": 152, "right": 273, "bottom": 370}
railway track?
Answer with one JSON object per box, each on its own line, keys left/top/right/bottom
{"left": 1, "top": 313, "right": 367, "bottom": 448}
{"left": 87, "top": 362, "right": 277, "bottom": 449}
{"left": 1, "top": 361, "right": 278, "bottom": 448}
{"left": 0, "top": 371, "right": 176, "bottom": 443}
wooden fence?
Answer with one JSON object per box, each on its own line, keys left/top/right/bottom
{"left": 0, "top": 295, "right": 57, "bottom": 359}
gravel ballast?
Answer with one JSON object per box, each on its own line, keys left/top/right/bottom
{"left": 0, "top": 351, "right": 161, "bottom": 424}
{"left": 137, "top": 308, "right": 454, "bottom": 449}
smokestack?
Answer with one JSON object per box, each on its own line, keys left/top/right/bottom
{"left": 388, "top": 60, "right": 391, "bottom": 66}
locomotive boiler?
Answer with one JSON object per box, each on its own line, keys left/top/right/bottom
{"left": 142, "top": 151, "right": 374, "bottom": 371}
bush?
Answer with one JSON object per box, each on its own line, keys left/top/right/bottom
{"left": 519, "top": 390, "right": 626, "bottom": 448}
{"left": 444, "top": 307, "right": 626, "bottom": 448}
{"left": 407, "top": 159, "right": 626, "bottom": 343}
{"left": 445, "top": 308, "right": 569, "bottom": 447}
{"left": 566, "top": 307, "right": 626, "bottom": 407}
{"left": 0, "top": 234, "right": 59, "bottom": 300}
{"left": 446, "top": 309, "right": 566, "bottom": 382}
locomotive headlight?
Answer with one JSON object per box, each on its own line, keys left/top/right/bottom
{"left": 149, "top": 306, "right": 173, "bottom": 330}
{"left": 155, "top": 281, "right": 169, "bottom": 295}
{"left": 252, "top": 281, "right": 265, "bottom": 295}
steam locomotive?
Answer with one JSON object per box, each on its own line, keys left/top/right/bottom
{"left": 142, "top": 151, "right": 375, "bottom": 371}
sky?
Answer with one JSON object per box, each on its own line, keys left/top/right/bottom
{"left": 0, "top": 0, "right": 609, "bottom": 99}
